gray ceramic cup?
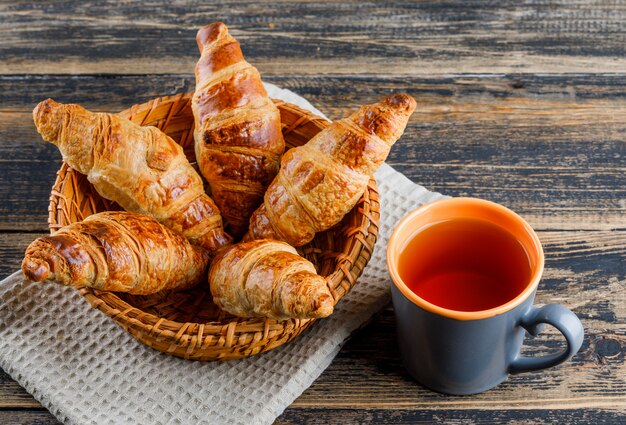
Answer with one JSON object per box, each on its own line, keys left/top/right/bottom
{"left": 386, "top": 198, "right": 584, "bottom": 395}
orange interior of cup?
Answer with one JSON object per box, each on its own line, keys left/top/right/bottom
{"left": 386, "top": 197, "right": 544, "bottom": 320}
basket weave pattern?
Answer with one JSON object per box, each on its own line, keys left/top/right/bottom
{"left": 47, "top": 92, "right": 380, "bottom": 360}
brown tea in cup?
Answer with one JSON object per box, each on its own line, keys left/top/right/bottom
{"left": 397, "top": 217, "right": 532, "bottom": 312}
{"left": 387, "top": 198, "right": 584, "bottom": 395}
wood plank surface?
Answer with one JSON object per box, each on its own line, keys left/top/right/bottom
{"left": 1, "top": 226, "right": 623, "bottom": 421}
{"left": 0, "top": 410, "right": 58, "bottom": 425}
{"left": 275, "top": 408, "right": 626, "bottom": 424}
{"left": 0, "top": 369, "right": 42, "bottom": 409}
{"left": 2, "top": 1, "right": 626, "bottom": 75}
{"left": 1, "top": 75, "right": 624, "bottom": 231}
{"left": 1, "top": 407, "right": 622, "bottom": 425}
{"left": 1, "top": 1, "right": 624, "bottom": 424}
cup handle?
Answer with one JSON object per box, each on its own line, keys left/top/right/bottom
{"left": 508, "top": 304, "right": 584, "bottom": 374}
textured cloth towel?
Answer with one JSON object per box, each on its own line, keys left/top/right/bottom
{"left": 0, "top": 84, "right": 443, "bottom": 425}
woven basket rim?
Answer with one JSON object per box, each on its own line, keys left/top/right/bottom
{"left": 46, "top": 93, "right": 380, "bottom": 359}
{"left": 69, "top": 176, "right": 379, "bottom": 332}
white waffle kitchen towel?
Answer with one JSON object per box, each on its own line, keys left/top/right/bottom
{"left": 0, "top": 84, "right": 444, "bottom": 425}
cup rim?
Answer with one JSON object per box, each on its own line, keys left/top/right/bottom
{"left": 386, "top": 197, "right": 545, "bottom": 321}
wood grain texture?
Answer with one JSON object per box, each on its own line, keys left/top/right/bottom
{"left": 275, "top": 408, "right": 626, "bottom": 424}
{"left": 0, "top": 233, "right": 44, "bottom": 277}
{"left": 0, "top": 227, "right": 623, "bottom": 422}
{"left": 1, "top": 75, "right": 623, "bottom": 231}
{"left": 0, "top": 370, "right": 42, "bottom": 409}
{"left": 0, "top": 410, "right": 59, "bottom": 425}
{"left": 293, "top": 308, "right": 625, "bottom": 411}
{"left": 3, "top": 1, "right": 626, "bottom": 75}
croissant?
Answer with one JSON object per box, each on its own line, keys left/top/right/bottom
{"left": 192, "top": 22, "right": 285, "bottom": 238}
{"left": 22, "top": 212, "right": 209, "bottom": 295}
{"left": 33, "top": 99, "right": 232, "bottom": 254}
{"left": 246, "top": 93, "right": 417, "bottom": 246}
{"left": 209, "top": 239, "right": 334, "bottom": 320}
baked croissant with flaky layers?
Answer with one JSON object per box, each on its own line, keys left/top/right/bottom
{"left": 22, "top": 211, "right": 210, "bottom": 295}
{"left": 33, "top": 99, "right": 232, "bottom": 254}
{"left": 245, "top": 93, "right": 417, "bottom": 246}
{"left": 193, "top": 22, "right": 284, "bottom": 238}
{"left": 209, "top": 239, "right": 334, "bottom": 320}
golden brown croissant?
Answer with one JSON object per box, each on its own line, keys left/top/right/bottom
{"left": 22, "top": 211, "right": 210, "bottom": 295}
{"left": 33, "top": 98, "right": 232, "bottom": 253}
{"left": 193, "top": 22, "right": 285, "bottom": 238}
{"left": 246, "top": 93, "right": 417, "bottom": 246}
{"left": 209, "top": 239, "right": 334, "bottom": 320}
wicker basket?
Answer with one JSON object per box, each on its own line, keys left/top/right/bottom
{"left": 47, "top": 92, "right": 380, "bottom": 360}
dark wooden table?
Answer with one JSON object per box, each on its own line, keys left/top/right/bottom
{"left": 1, "top": 1, "right": 624, "bottom": 424}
